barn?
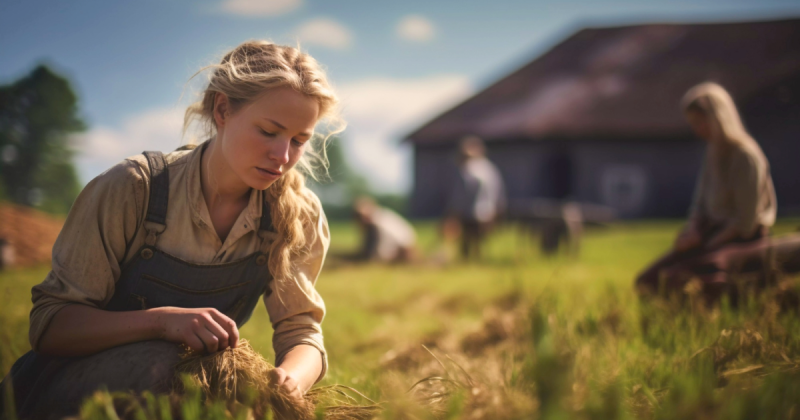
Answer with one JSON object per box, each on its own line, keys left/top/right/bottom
{"left": 404, "top": 18, "right": 800, "bottom": 219}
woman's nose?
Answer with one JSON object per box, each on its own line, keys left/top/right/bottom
{"left": 267, "top": 138, "right": 291, "bottom": 165}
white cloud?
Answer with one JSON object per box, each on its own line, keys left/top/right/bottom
{"left": 337, "top": 74, "right": 472, "bottom": 193}
{"left": 293, "top": 18, "right": 353, "bottom": 50}
{"left": 74, "top": 107, "right": 189, "bottom": 184}
{"left": 219, "top": 0, "right": 302, "bottom": 17}
{"left": 396, "top": 15, "right": 436, "bottom": 43}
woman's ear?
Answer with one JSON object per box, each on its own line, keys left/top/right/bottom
{"left": 213, "top": 93, "right": 230, "bottom": 128}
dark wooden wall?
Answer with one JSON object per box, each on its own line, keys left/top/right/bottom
{"left": 410, "top": 138, "right": 705, "bottom": 219}
{"left": 569, "top": 140, "right": 703, "bottom": 218}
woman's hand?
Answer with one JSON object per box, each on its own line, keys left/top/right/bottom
{"left": 150, "top": 307, "right": 239, "bottom": 353}
{"left": 270, "top": 344, "right": 323, "bottom": 405}
{"left": 268, "top": 367, "right": 304, "bottom": 403}
{"left": 703, "top": 224, "right": 741, "bottom": 251}
{"left": 674, "top": 227, "right": 702, "bottom": 252}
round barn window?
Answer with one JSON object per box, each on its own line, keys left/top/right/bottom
{"left": 600, "top": 165, "right": 648, "bottom": 217}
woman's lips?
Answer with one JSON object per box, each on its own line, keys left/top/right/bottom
{"left": 256, "top": 167, "right": 282, "bottom": 179}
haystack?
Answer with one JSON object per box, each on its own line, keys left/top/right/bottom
{"left": 0, "top": 203, "right": 63, "bottom": 268}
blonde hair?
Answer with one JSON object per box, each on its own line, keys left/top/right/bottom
{"left": 680, "top": 82, "right": 754, "bottom": 148}
{"left": 184, "top": 41, "right": 344, "bottom": 282}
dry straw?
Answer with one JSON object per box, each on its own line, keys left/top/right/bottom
{"left": 173, "top": 340, "right": 379, "bottom": 420}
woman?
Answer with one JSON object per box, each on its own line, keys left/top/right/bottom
{"left": 635, "top": 82, "right": 776, "bottom": 297}
{"left": 1, "top": 41, "right": 342, "bottom": 418}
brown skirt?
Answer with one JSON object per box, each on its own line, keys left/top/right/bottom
{"left": 634, "top": 224, "right": 772, "bottom": 302}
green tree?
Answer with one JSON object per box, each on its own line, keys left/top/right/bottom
{"left": 0, "top": 65, "right": 85, "bottom": 214}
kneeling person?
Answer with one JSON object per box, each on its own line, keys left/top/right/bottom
{"left": 636, "top": 82, "right": 776, "bottom": 297}
{"left": 354, "top": 197, "right": 417, "bottom": 263}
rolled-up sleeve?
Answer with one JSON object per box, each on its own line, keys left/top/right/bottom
{"left": 265, "top": 198, "right": 330, "bottom": 383}
{"left": 29, "top": 160, "right": 145, "bottom": 351}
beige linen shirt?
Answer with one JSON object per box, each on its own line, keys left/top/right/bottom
{"left": 689, "top": 141, "right": 777, "bottom": 237}
{"left": 29, "top": 144, "right": 330, "bottom": 380}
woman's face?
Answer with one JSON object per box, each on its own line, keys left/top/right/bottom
{"left": 216, "top": 87, "right": 320, "bottom": 190}
{"left": 685, "top": 110, "right": 714, "bottom": 143}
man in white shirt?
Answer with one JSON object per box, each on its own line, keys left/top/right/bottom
{"left": 446, "top": 136, "right": 506, "bottom": 260}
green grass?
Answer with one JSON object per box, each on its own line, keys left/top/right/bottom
{"left": 2, "top": 220, "right": 800, "bottom": 419}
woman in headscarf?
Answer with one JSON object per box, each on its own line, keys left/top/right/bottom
{"left": 635, "top": 82, "right": 777, "bottom": 296}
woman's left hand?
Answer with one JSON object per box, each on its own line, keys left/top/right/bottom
{"left": 268, "top": 367, "right": 304, "bottom": 403}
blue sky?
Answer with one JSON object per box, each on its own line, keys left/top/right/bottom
{"left": 2, "top": 0, "right": 799, "bottom": 193}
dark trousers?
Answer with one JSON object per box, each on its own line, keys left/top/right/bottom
{"left": 460, "top": 220, "right": 491, "bottom": 261}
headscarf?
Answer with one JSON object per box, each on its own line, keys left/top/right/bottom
{"left": 680, "top": 82, "right": 755, "bottom": 148}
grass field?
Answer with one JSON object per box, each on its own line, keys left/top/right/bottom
{"left": 2, "top": 220, "right": 800, "bottom": 419}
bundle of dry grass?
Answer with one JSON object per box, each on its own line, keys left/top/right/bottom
{"left": 172, "top": 340, "right": 314, "bottom": 419}
{"left": 173, "top": 340, "right": 380, "bottom": 420}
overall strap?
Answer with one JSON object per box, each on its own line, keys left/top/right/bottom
{"left": 142, "top": 151, "right": 169, "bottom": 246}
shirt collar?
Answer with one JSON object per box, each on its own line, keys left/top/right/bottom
{"left": 185, "top": 140, "right": 263, "bottom": 236}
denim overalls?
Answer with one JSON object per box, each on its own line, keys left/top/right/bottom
{"left": 2, "top": 151, "right": 276, "bottom": 419}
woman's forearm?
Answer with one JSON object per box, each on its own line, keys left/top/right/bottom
{"left": 38, "top": 305, "right": 240, "bottom": 357}
{"left": 37, "top": 304, "right": 161, "bottom": 357}
{"left": 278, "top": 345, "right": 324, "bottom": 394}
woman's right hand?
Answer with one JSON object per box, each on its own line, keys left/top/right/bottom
{"left": 150, "top": 307, "right": 239, "bottom": 353}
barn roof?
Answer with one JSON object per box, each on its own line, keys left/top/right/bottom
{"left": 404, "top": 18, "right": 800, "bottom": 145}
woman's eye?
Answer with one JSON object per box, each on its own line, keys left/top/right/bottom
{"left": 291, "top": 139, "right": 305, "bottom": 147}
{"left": 260, "top": 129, "right": 276, "bottom": 137}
